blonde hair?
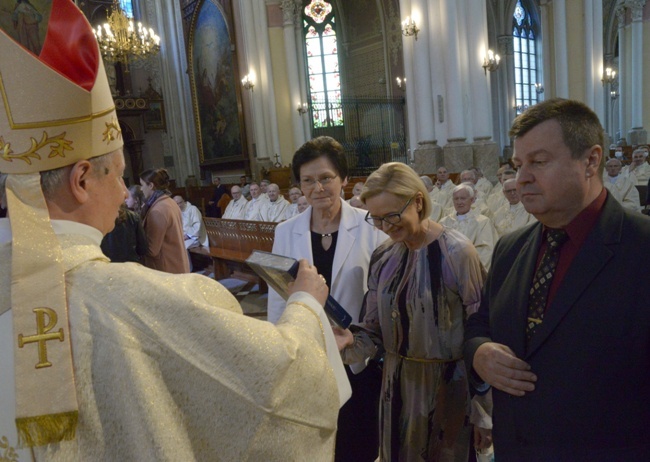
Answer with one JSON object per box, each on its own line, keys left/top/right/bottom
{"left": 361, "top": 162, "right": 431, "bottom": 220}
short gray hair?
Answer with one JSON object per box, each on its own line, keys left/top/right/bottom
{"left": 420, "top": 175, "right": 433, "bottom": 190}
{"left": 452, "top": 182, "right": 476, "bottom": 198}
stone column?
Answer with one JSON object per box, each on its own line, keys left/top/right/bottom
{"left": 440, "top": 0, "right": 472, "bottom": 172}
{"left": 628, "top": 0, "right": 647, "bottom": 145}
{"left": 145, "top": 0, "right": 199, "bottom": 181}
{"left": 585, "top": 0, "right": 604, "bottom": 121}
{"left": 617, "top": 5, "right": 627, "bottom": 142}
{"left": 498, "top": 35, "right": 515, "bottom": 157}
{"left": 280, "top": 0, "right": 307, "bottom": 151}
{"left": 553, "top": 0, "right": 569, "bottom": 97}
{"left": 466, "top": 0, "right": 498, "bottom": 179}
{"left": 410, "top": 0, "right": 443, "bottom": 173}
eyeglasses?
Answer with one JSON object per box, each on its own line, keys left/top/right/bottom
{"left": 365, "top": 196, "right": 415, "bottom": 228}
{"left": 300, "top": 176, "right": 337, "bottom": 188}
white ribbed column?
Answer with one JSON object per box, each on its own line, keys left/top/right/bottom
{"left": 553, "top": 0, "right": 569, "bottom": 97}
{"left": 255, "top": 0, "right": 280, "bottom": 159}
{"left": 584, "top": 0, "right": 595, "bottom": 108}
{"left": 440, "top": 0, "right": 465, "bottom": 141}
{"left": 280, "top": 0, "right": 307, "bottom": 151}
{"left": 592, "top": 0, "right": 604, "bottom": 121}
{"left": 399, "top": 0, "right": 417, "bottom": 155}
{"left": 629, "top": 0, "right": 645, "bottom": 129}
{"left": 410, "top": 0, "right": 435, "bottom": 142}
{"left": 617, "top": 6, "right": 626, "bottom": 139}
{"left": 239, "top": 0, "right": 267, "bottom": 161}
{"left": 467, "top": 0, "right": 492, "bottom": 139}
{"left": 144, "top": 0, "right": 199, "bottom": 181}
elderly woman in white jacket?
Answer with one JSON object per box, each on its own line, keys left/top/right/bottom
{"left": 268, "top": 136, "right": 386, "bottom": 462}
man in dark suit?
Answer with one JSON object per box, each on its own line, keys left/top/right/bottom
{"left": 464, "top": 98, "right": 650, "bottom": 461}
{"left": 206, "top": 176, "right": 227, "bottom": 217}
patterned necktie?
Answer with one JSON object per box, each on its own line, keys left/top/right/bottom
{"left": 526, "top": 229, "right": 569, "bottom": 342}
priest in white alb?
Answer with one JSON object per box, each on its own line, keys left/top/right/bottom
{"left": 491, "top": 179, "right": 537, "bottom": 237}
{"left": 440, "top": 184, "right": 498, "bottom": 271}
{"left": 222, "top": 185, "right": 248, "bottom": 219}
{"left": 259, "top": 183, "right": 289, "bottom": 222}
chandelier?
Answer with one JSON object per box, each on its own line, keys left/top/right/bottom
{"left": 93, "top": 0, "right": 160, "bottom": 71}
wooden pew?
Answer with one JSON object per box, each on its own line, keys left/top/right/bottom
{"left": 199, "top": 218, "right": 277, "bottom": 282}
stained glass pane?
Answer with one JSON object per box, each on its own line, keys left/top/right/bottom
{"left": 322, "top": 33, "right": 337, "bottom": 55}
{"left": 311, "top": 76, "right": 325, "bottom": 93}
{"left": 514, "top": 52, "right": 521, "bottom": 68}
{"left": 120, "top": 0, "right": 134, "bottom": 18}
{"left": 323, "top": 55, "right": 339, "bottom": 72}
{"left": 308, "top": 57, "right": 323, "bottom": 75}
{"left": 304, "top": 0, "right": 332, "bottom": 24}
{"left": 302, "top": 3, "right": 343, "bottom": 128}
{"left": 520, "top": 38, "right": 528, "bottom": 53}
{"left": 514, "top": 1, "right": 525, "bottom": 26}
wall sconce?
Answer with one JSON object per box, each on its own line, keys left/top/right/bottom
{"left": 601, "top": 67, "right": 616, "bottom": 86}
{"left": 514, "top": 104, "right": 529, "bottom": 113}
{"left": 297, "top": 102, "right": 308, "bottom": 114}
{"left": 534, "top": 83, "right": 544, "bottom": 94}
{"left": 395, "top": 77, "right": 407, "bottom": 91}
{"left": 610, "top": 90, "right": 620, "bottom": 100}
{"left": 482, "top": 49, "right": 500, "bottom": 75}
{"left": 401, "top": 17, "right": 419, "bottom": 41}
{"left": 241, "top": 73, "right": 255, "bottom": 91}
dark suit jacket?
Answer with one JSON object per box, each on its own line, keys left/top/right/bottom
{"left": 465, "top": 194, "right": 650, "bottom": 461}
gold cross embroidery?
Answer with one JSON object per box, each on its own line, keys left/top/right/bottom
{"left": 17, "top": 308, "right": 64, "bottom": 369}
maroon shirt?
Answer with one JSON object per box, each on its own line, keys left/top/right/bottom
{"left": 538, "top": 188, "right": 607, "bottom": 310}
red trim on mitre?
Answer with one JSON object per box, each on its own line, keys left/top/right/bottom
{"left": 39, "top": 0, "right": 99, "bottom": 92}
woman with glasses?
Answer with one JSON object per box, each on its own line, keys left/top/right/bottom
{"left": 335, "top": 162, "right": 488, "bottom": 461}
{"left": 268, "top": 136, "right": 387, "bottom": 462}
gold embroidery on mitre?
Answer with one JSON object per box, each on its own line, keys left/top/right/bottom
{"left": 0, "top": 435, "right": 19, "bottom": 462}
{"left": 1, "top": 132, "right": 72, "bottom": 165}
{"left": 0, "top": 72, "right": 115, "bottom": 129}
{"left": 17, "top": 308, "right": 65, "bottom": 369}
{"left": 102, "top": 118, "right": 122, "bottom": 143}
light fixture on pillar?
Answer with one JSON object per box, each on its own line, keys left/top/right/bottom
{"left": 297, "top": 102, "right": 308, "bottom": 114}
{"left": 601, "top": 67, "right": 617, "bottom": 86}
{"left": 534, "top": 83, "right": 544, "bottom": 94}
{"left": 401, "top": 17, "right": 419, "bottom": 41}
{"left": 610, "top": 90, "right": 620, "bottom": 100}
{"left": 93, "top": 0, "right": 160, "bottom": 72}
{"left": 482, "top": 49, "right": 500, "bottom": 75}
{"left": 241, "top": 73, "right": 255, "bottom": 92}
{"left": 395, "top": 77, "right": 407, "bottom": 91}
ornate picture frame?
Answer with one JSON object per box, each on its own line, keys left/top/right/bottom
{"left": 144, "top": 99, "right": 166, "bottom": 131}
{"left": 187, "top": 0, "right": 247, "bottom": 165}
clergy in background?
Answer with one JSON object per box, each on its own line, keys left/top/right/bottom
{"left": 440, "top": 183, "right": 498, "bottom": 270}
{"left": 492, "top": 179, "right": 537, "bottom": 237}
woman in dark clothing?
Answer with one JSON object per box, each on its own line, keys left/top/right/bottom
{"left": 101, "top": 204, "right": 148, "bottom": 263}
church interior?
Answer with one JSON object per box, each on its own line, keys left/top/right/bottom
{"left": 62, "top": 0, "right": 648, "bottom": 190}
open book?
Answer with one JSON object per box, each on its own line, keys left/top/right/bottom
{"left": 246, "top": 250, "right": 352, "bottom": 328}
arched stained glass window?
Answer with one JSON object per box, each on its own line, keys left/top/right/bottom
{"left": 513, "top": 1, "right": 539, "bottom": 114}
{"left": 120, "top": 0, "right": 134, "bottom": 18}
{"left": 303, "top": 1, "right": 343, "bottom": 128}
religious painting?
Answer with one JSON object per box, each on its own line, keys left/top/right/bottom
{"left": 145, "top": 100, "right": 166, "bottom": 131}
{"left": 0, "top": 0, "right": 51, "bottom": 56}
{"left": 188, "top": 0, "right": 244, "bottom": 165}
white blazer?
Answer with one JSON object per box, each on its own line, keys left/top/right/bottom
{"left": 267, "top": 200, "right": 387, "bottom": 325}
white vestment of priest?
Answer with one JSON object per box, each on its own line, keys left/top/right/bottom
{"left": 440, "top": 210, "right": 498, "bottom": 271}
{"left": 222, "top": 196, "right": 249, "bottom": 219}
{"left": 260, "top": 196, "right": 290, "bottom": 222}
{"left": 604, "top": 175, "right": 641, "bottom": 212}
{"left": 0, "top": 219, "right": 350, "bottom": 462}
{"left": 492, "top": 202, "right": 537, "bottom": 238}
